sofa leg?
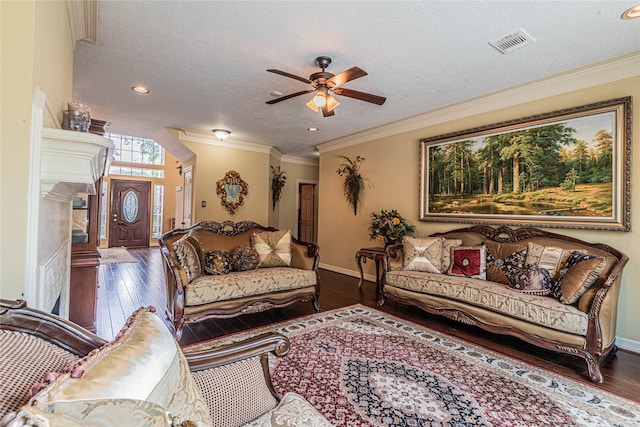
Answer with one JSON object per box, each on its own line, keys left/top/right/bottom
{"left": 312, "top": 298, "right": 321, "bottom": 312}
{"left": 377, "top": 295, "right": 386, "bottom": 307}
{"left": 585, "top": 352, "right": 604, "bottom": 384}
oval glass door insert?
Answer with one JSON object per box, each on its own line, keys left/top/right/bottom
{"left": 122, "top": 191, "right": 139, "bottom": 223}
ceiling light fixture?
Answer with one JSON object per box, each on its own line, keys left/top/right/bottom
{"left": 131, "top": 85, "right": 150, "bottom": 94}
{"left": 306, "top": 87, "right": 340, "bottom": 113}
{"left": 307, "top": 127, "right": 319, "bottom": 132}
{"left": 212, "top": 129, "right": 231, "bottom": 141}
{"left": 622, "top": 3, "right": 640, "bottom": 19}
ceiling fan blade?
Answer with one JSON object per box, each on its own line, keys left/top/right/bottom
{"left": 266, "top": 89, "right": 315, "bottom": 104}
{"left": 327, "top": 67, "right": 367, "bottom": 88}
{"left": 333, "top": 88, "right": 386, "bottom": 105}
{"left": 266, "top": 69, "right": 312, "bottom": 84}
{"left": 322, "top": 104, "right": 335, "bottom": 117}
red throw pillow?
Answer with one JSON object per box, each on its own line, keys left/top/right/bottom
{"left": 448, "top": 246, "right": 487, "bottom": 279}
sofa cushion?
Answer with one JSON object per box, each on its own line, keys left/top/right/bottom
{"left": 243, "top": 392, "right": 332, "bottom": 427}
{"left": 485, "top": 241, "right": 528, "bottom": 284}
{"left": 508, "top": 265, "right": 551, "bottom": 296}
{"left": 185, "top": 268, "right": 317, "bottom": 306}
{"left": 441, "top": 239, "right": 462, "bottom": 272}
{"left": 402, "top": 236, "right": 443, "bottom": 273}
{"left": 30, "top": 307, "right": 210, "bottom": 426}
{"left": 385, "top": 270, "right": 588, "bottom": 335}
{"left": 231, "top": 245, "right": 260, "bottom": 271}
{"left": 448, "top": 245, "right": 486, "bottom": 280}
{"left": 525, "top": 242, "right": 585, "bottom": 279}
{"left": 204, "top": 250, "right": 233, "bottom": 275}
{"left": 173, "top": 232, "right": 204, "bottom": 283}
{"left": 252, "top": 230, "right": 291, "bottom": 268}
{"left": 555, "top": 252, "right": 607, "bottom": 304}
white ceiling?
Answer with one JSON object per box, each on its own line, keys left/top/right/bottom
{"left": 72, "top": 1, "right": 640, "bottom": 160}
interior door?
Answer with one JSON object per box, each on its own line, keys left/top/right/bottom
{"left": 298, "top": 184, "right": 315, "bottom": 242}
{"left": 109, "top": 179, "right": 151, "bottom": 248}
{"left": 182, "top": 165, "right": 193, "bottom": 228}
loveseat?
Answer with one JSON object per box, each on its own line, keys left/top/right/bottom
{"left": 0, "top": 300, "right": 331, "bottom": 426}
{"left": 379, "top": 225, "right": 628, "bottom": 383}
{"left": 159, "top": 221, "right": 320, "bottom": 340}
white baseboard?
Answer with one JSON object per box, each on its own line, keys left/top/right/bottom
{"left": 616, "top": 337, "right": 640, "bottom": 354}
{"left": 318, "top": 263, "right": 640, "bottom": 355}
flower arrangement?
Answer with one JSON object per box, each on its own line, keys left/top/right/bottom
{"left": 271, "top": 166, "right": 286, "bottom": 211}
{"left": 336, "top": 155, "right": 364, "bottom": 215}
{"left": 368, "top": 209, "right": 415, "bottom": 245}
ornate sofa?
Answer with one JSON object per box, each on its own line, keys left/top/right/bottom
{"left": 0, "top": 300, "right": 331, "bottom": 426}
{"left": 379, "top": 225, "right": 628, "bottom": 383}
{"left": 159, "top": 221, "right": 320, "bottom": 339}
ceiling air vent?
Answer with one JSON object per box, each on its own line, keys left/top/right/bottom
{"left": 489, "top": 29, "right": 535, "bottom": 54}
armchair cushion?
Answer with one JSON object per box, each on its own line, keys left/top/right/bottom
{"left": 29, "top": 307, "right": 210, "bottom": 426}
{"left": 244, "top": 392, "right": 332, "bottom": 427}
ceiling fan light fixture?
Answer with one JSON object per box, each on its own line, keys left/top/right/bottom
{"left": 326, "top": 94, "right": 340, "bottom": 112}
{"left": 212, "top": 129, "right": 231, "bottom": 141}
{"left": 312, "top": 91, "right": 327, "bottom": 107}
{"left": 306, "top": 98, "right": 319, "bottom": 112}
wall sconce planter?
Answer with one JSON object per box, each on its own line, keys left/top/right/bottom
{"left": 336, "top": 155, "right": 365, "bottom": 215}
{"left": 271, "top": 166, "right": 287, "bottom": 211}
{"left": 216, "top": 170, "right": 248, "bottom": 215}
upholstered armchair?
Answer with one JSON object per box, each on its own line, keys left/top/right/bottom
{"left": 0, "top": 300, "right": 331, "bottom": 426}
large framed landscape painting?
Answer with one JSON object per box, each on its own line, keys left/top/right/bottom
{"left": 419, "top": 97, "right": 631, "bottom": 231}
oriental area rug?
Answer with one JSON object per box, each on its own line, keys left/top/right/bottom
{"left": 98, "top": 247, "right": 138, "bottom": 265}
{"left": 190, "top": 305, "right": 640, "bottom": 426}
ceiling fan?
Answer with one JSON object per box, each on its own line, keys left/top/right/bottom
{"left": 266, "top": 56, "right": 386, "bottom": 117}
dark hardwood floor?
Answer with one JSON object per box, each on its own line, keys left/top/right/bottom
{"left": 97, "top": 247, "right": 640, "bottom": 402}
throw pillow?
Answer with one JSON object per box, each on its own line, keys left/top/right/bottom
{"left": 524, "top": 242, "right": 584, "bottom": 279}
{"left": 204, "top": 250, "right": 232, "bottom": 275}
{"left": 508, "top": 265, "right": 552, "bottom": 296}
{"left": 448, "top": 245, "right": 487, "bottom": 280}
{"left": 402, "top": 236, "right": 443, "bottom": 273}
{"left": 252, "top": 230, "right": 292, "bottom": 268}
{"left": 554, "top": 252, "right": 606, "bottom": 304}
{"left": 485, "top": 241, "right": 528, "bottom": 284}
{"left": 172, "top": 232, "right": 203, "bottom": 283}
{"left": 230, "top": 245, "right": 260, "bottom": 271}
{"left": 441, "top": 239, "right": 463, "bottom": 272}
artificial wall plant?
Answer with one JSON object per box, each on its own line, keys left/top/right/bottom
{"left": 271, "top": 166, "right": 287, "bottom": 211}
{"left": 336, "top": 155, "right": 365, "bottom": 215}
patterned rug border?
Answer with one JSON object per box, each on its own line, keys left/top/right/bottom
{"left": 186, "top": 304, "right": 640, "bottom": 425}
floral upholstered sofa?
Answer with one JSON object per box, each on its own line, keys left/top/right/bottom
{"left": 159, "top": 221, "right": 320, "bottom": 339}
{"left": 379, "top": 225, "right": 628, "bottom": 383}
{"left": 0, "top": 300, "right": 331, "bottom": 426}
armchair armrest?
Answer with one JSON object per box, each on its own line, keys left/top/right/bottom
{"left": 183, "top": 333, "right": 290, "bottom": 427}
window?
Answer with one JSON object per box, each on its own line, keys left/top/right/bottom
{"left": 152, "top": 185, "right": 164, "bottom": 238}
{"left": 106, "top": 133, "right": 165, "bottom": 166}
{"left": 100, "top": 181, "right": 108, "bottom": 240}
{"left": 109, "top": 165, "right": 164, "bottom": 178}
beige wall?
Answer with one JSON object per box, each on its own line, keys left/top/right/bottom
{"left": 0, "top": 1, "right": 72, "bottom": 300}
{"left": 318, "top": 76, "right": 640, "bottom": 344}
{"left": 182, "top": 140, "right": 270, "bottom": 225}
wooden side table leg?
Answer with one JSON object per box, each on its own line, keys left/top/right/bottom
{"left": 374, "top": 258, "right": 381, "bottom": 299}
{"left": 355, "top": 251, "right": 365, "bottom": 289}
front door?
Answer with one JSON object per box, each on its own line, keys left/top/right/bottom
{"left": 109, "top": 179, "right": 151, "bottom": 248}
{"left": 298, "top": 183, "right": 315, "bottom": 242}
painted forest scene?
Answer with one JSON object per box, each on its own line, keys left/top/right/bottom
{"left": 426, "top": 111, "right": 616, "bottom": 219}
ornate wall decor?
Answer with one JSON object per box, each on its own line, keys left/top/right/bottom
{"left": 336, "top": 155, "right": 365, "bottom": 215}
{"left": 216, "top": 170, "right": 248, "bottom": 215}
{"left": 419, "top": 97, "right": 631, "bottom": 231}
{"left": 271, "top": 166, "right": 287, "bottom": 211}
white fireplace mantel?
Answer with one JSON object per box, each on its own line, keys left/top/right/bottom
{"left": 40, "top": 127, "right": 114, "bottom": 201}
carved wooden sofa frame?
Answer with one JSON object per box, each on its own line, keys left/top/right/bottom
{"left": 158, "top": 221, "right": 321, "bottom": 340}
{"left": 379, "top": 226, "right": 628, "bottom": 383}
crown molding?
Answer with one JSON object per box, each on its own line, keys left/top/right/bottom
{"left": 67, "top": 0, "right": 99, "bottom": 48}
{"left": 281, "top": 155, "right": 319, "bottom": 166}
{"left": 177, "top": 129, "right": 272, "bottom": 154}
{"left": 316, "top": 52, "right": 640, "bottom": 154}
{"left": 270, "top": 147, "right": 283, "bottom": 161}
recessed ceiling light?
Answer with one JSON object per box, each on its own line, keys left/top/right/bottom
{"left": 131, "top": 85, "right": 150, "bottom": 94}
{"left": 271, "top": 91, "right": 283, "bottom": 97}
{"left": 307, "top": 127, "right": 319, "bottom": 132}
{"left": 622, "top": 3, "right": 640, "bottom": 19}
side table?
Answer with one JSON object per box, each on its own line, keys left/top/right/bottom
{"left": 355, "top": 247, "right": 386, "bottom": 298}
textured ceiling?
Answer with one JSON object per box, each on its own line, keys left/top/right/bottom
{"left": 72, "top": 1, "right": 640, "bottom": 160}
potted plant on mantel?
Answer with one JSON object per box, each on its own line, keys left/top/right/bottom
{"left": 368, "top": 209, "right": 415, "bottom": 246}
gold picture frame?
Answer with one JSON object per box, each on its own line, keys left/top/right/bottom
{"left": 419, "top": 97, "right": 631, "bottom": 231}
{"left": 216, "top": 170, "right": 248, "bottom": 215}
